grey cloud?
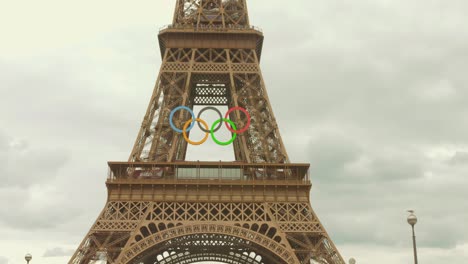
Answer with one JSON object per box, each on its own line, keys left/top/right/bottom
{"left": 43, "top": 247, "right": 75, "bottom": 258}
{"left": 449, "top": 151, "right": 468, "bottom": 165}
{"left": 0, "top": 185, "right": 83, "bottom": 230}
{"left": 304, "top": 134, "right": 468, "bottom": 249}
{"left": 364, "top": 155, "right": 424, "bottom": 182}
{"left": 0, "top": 131, "right": 9, "bottom": 148}
{"left": 0, "top": 131, "right": 69, "bottom": 188}
{"left": 305, "top": 134, "right": 362, "bottom": 182}
{"left": 0, "top": 25, "right": 160, "bottom": 154}
{"left": 0, "top": 131, "right": 83, "bottom": 230}
{"left": 0, "top": 58, "right": 139, "bottom": 152}
{"left": 256, "top": 0, "right": 468, "bottom": 146}
{"left": 306, "top": 134, "right": 424, "bottom": 184}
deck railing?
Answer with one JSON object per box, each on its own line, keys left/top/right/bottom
{"left": 159, "top": 24, "right": 263, "bottom": 33}
{"left": 107, "top": 161, "right": 310, "bottom": 183}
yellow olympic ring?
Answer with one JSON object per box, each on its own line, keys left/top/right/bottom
{"left": 183, "top": 118, "right": 209, "bottom": 145}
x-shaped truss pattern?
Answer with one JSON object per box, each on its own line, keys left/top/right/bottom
{"left": 70, "top": 201, "right": 345, "bottom": 264}
{"left": 174, "top": 0, "right": 249, "bottom": 28}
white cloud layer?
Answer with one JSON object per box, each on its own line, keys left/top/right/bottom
{"left": 43, "top": 247, "right": 75, "bottom": 258}
{"left": 0, "top": 0, "right": 467, "bottom": 263}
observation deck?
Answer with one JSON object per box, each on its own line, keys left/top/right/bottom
{"left": 106, "top": 162, "right": 311, "bottom": 203}
{"left": 157, "top": 24, "right": 264, "bottom": 61}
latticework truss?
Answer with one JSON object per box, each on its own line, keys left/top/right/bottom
{"left": 129, "top": 47, "right": 288, "bottom": 163}
{"left": 173, "top": 0, "right": 250, "bottom": 29}
{"left": 70, "top": 200, "right": 343, "bottom": 264}
{"left": 70, "top": 1, "right": 345, "bottom": 263}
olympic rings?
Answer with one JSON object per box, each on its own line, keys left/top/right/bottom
{"left": 224, "top": 106, "right": 251, "bottom": 134}
{"left": 169, "top": 106, "right": 196, "bottom": 133}
{"left": 183, "top": 118, "right": 209, "bottom": 145}
{"left": 211, "top": 118, "right": 237, "bottom": 146}
{"left": 169, "top": 106, "right": 251, "bottom": 146}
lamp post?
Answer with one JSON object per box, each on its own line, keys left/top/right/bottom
{"left": 25, "top": 253, "right": 32, "bottom": 264}
{"left": 349, "top": 258, "right": 356, "bottom": 264}
{"left": 407, "top": 210, "right": 418, "bottom": 264}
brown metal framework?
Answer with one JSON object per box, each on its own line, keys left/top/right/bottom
{"left": 70, "top": 1, "right": 345, "bottom": 263}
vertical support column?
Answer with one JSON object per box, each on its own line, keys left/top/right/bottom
{"left": 147, "top": 49, "right": 192, "bottom": 161}
{"left": 227, "top": 49, "right": 251, "bottom": 163}
{"left": 172, "top": 0, "right": 180, "bottom": 25}
{"left": 243, "top": 0, "right": 250, "bottom": 26}
{"left": 168, "top": 49, "right": 196, "bottom": 162}
{"left": 251, "top": 50, "right": 290, "bottom": 163}
{"left": 129, "top": 48, "right": 170, "bottom": 162}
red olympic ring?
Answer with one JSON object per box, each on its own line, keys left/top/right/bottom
{"left": 224, "top": 107, "right": 251, "bottom": 134}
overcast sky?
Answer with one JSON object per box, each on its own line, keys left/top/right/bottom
{"left": 1, "top": 0, "right": 467, "bottom": 263}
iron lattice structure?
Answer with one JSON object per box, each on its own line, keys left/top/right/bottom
{"left": 70, "top": 1, "right": 345, "bottom": 263}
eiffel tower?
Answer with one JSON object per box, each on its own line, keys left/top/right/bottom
{"left": 70, "top": 1, "right": 345, "bottom": 263}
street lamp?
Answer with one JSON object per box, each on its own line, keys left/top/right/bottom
{"left": 407, "top": 210, "right": 418, "bottom": 264}
{"left": 25, "top": 253, "right": 32, "bottom": 264}
{"left": 349, "top": 258, "right": 356, "bottom": 264}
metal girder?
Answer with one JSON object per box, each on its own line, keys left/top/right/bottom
{"left": 70, "top": 1, "right": 345, "bottom": 263}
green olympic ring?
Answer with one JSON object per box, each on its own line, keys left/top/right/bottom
{"left": 211, "top": 118, "right": 237, "bottom": 146}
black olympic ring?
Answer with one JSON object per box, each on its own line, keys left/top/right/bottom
{"left": 197, "top": 106, "right": 223, "bottom": 133}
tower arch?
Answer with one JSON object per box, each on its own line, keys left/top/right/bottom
{"left": 117, "top": 224, "right": 295, "bottom": 264}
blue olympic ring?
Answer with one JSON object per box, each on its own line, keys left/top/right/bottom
{"left": 169, "top": 106, "right": 196, "bottom": 133}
